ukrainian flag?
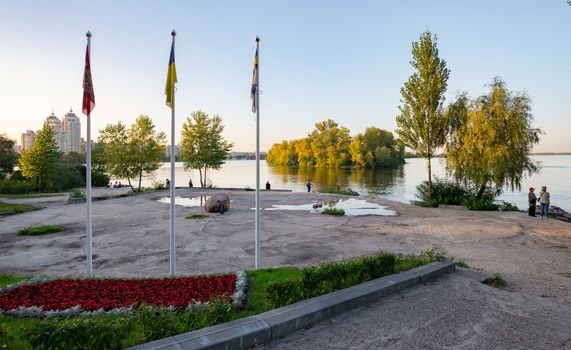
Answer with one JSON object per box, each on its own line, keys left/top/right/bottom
{"left": 165, "top": 41, "right": 177, "bottom": 108}
{"left": 250, "top": 38, "right": 259, "bottom": 113}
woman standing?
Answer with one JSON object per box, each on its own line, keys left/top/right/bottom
{"left": 538, "top": 186, "right": 550, "bottom": 219}
{"left": 528, "top": 187, "right": 537, "bottom": 217}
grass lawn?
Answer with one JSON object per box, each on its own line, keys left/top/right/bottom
{"left": 17, "top": 225, "right": 65, "bottom": 236}
{"left": 0, "top": 202, "right": 41, "bottom": 216}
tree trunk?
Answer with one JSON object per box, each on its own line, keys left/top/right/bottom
{"left": 476, "top": 182, "right": 487, "bottom": 200}
{"left": 427, "top": 156, "right": 432, "bottom": 200}
{"left": 127, "top": 177, "right": 136, "bottom": 194}
{"left": 138, "top": 169, "right": 143, "bottom": 192}
{"left": 198, "top": 168, "right": 204, "bottom": 188}
{"left": 204, "top": 166, "right": 208, "bottom": 187}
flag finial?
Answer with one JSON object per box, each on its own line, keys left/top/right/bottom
{"left": 255, "top": 36, "right": 260, "bottom": 43}
{"left": 171, "top": 30, "right": 176, "bottom": 37}
{"left": 86, "top": 31, "right": 92, "bottom": 38}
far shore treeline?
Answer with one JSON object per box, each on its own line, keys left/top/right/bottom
{"left": 266, "top": 120, "right": 404, "bottom": 169}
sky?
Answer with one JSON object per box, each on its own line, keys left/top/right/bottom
{"left": 0, "top": 0, "right": 570, "bottom": 152}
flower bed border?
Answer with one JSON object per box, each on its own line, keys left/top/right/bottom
{"left": 0, "top": 271, "right": 248, "bottom": 318}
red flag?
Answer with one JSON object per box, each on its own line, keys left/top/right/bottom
{"left": 82, "top": 45, "right": 95, "bottom": 116}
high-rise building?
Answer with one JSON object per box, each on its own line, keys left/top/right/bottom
{"left": 62, "top": 109, "right": 81, "bottom": 153}
{"left": 45, "top": 111, "right": 63, "bottom": 151}
{"left": 21, "top": 130, "right": 36, "bottom": 151}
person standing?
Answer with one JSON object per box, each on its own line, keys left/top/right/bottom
{"left": 306, "top": 179, "right": 312, "bottom": 193}
{"left": 528, "top": 187, "right": 537, "bottom": 217}
{"left": 538, "top": 186, "right": 550, "bottom": 219}
{"left": 189, "top": 179, "right": 193, "bottom": 188}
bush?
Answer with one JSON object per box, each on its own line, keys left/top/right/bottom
{"left": 461, "top": 194, "right": 498, "bottom": 211}
{"left": 265, "top": 252, "right": 397, "bottom": 308}
{"left": 137, "top": 305, "right": 181, "bottom": 342}
{"left": 44, "top": 164, "right": 84, "bottom": 192}
{"left": 322, "top": 208, "right": 345, "bottom": 216}
{"left": 0, "top": 179, "right": 35, "bottom": 194}
{"left": 23, "top": 316, "right": 133, "bottom": 350}
{"left": 69, "top": 189, "right": 85, "bottom": 199}
{"left": 75, "top": 165, "right": 110, "bottom": 187}
{"left": 183, "top": 298, "right": 233, "bottom": 331}
{"left": 415, "top": 178, "right": 467, "bottom": 207}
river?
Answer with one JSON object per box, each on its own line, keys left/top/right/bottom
{"left": 132, "top": 155, "right": 571, "bottom": 212}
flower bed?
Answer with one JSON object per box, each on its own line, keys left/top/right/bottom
{"left": 0, "top": 272, "right": 247, "bottom": 317}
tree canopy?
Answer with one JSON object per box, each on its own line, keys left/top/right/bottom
{"left": 0, "top": 135, "right": 18, "bottom": 179}
{"left": 179, "top": 111, "right": 233, "bottom": 188}
{"left": 98, "top": 115, "right": 166, "bottom": 192}
{"left": 395, "top": 30, "right": 450, "bottom": 196}
{"left": 18, "top": 123, "right": 59, "bottom": 190}
{"left": 445, "top": 78, "right": 542, "bottom": 198}
{"left": 267, "top": 120, "right": 403, "bottom": 168}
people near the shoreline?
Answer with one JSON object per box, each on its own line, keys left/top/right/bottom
{"left": 266, "top": 181, "right": 271, "bottom": 190}
{"left": 528, "top": 187, "right": 537, "bottom": 217}
{"left": 189, "top": 179, "right": 193, "bottom": 188}
{"left": 306, "top": 179, "right": 312, "bottom": 193}
{"left": 539, "top": 186, "right": 550, "bottom": 219}
{"left": 165, "top": 178, "right": 171, "bottom": 189}
{"left": 113, "top": 181, "right": 118, "bottom": 188}
{"left": 118, "top": 181, "right": 122, "bottom": 188}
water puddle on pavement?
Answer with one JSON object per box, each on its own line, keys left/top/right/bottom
{"left": 265, "top": 198, "right": 397, "bottom": 216}
{"left": 156, "top": 196, "right": 211, "bottom": 207}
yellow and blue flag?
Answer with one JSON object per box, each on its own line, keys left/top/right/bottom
{"left": 165, "top": 41, "right": 177, "bottom": 108}
{"left": 250, "top": 38, "right": 259, "bottom": 113}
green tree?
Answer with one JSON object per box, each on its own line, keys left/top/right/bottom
{"left": 349, "top": 127, "right": 404, "bottom": 168}
{"left": 19, "top": 123, "right": 59, "bottom": 190}
{"left": 179, "top": 111, "right": 233, "bottom": 187}
{"left": 0, "top": 134, "right": 18, "bottom": 179}
{"left": 445, "top": 78, "right": 542, "bottom": 199}
{"left": 98, "top": 116, "right": 166, "bottom": 192}
{"left": 309, "top": 119, "right": 352, "bottom": 167}
{"left": 395, "top": 30, "right": 450, "bottom": 197}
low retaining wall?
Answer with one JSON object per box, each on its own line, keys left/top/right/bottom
{"left": 129, "top": 261, "right": 456, "bottom": 350}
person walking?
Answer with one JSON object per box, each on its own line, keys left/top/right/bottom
{"left": 538, "top": 186, "right": 550, "bottom": 219}
{"left": 528, "top": 187, "right": 537, "bottom": 217}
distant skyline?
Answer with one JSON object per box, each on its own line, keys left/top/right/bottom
{"left": 0, "top": 0, "right": 570, "bottom": 152}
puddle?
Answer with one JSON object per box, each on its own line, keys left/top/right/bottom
{"left": 157, "top": 196, "right": 211, "bottom": 207}
{"left": 265, "top": 198, "right": 397, "bottom": 216}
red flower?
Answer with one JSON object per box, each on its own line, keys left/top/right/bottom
{"left": 0, "top": 274, "right": 237, "bottom": 312}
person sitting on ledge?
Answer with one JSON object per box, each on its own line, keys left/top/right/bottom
{"left": 266, "top": 181, "right": 271, "bottom": 190}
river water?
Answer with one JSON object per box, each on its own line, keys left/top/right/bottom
{"left": 135, "top": 155, "right": 570, "bottom": 212}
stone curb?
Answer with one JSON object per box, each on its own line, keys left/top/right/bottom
{"left": 128, "top": 261, "right": 456, "bottom": 350}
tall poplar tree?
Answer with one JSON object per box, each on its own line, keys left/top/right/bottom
{"left": 396, "top": 30, "right": 450, "bottom": 197}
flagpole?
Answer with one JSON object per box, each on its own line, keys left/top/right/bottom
{"left": 255, "top": 36, "right": 261, "bottom": 269}
{"left": 85, "top": 31, "right": 93, "bottom": 278}
{"left": 169, "top": 30, "right": 177, "bottom": 276}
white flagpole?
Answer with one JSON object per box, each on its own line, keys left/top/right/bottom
{"left": 169, "top": 30, "right": 177, "bottom": 276}
{"left": 85, "top": 31, "right": 93, "bottom": 278}
{"left": 255, "top": 36, "right": 261, "bottom": 269}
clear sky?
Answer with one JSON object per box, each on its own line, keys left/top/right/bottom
{"left": 0, "top": 0, "right": 569, "bottom": 152}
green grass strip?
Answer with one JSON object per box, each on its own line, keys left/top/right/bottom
{"left": 17, "top": 225, "right": 64, "bottom": 236}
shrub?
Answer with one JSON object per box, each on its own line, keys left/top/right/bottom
{"left": 17, "top": 225, "right": 64, "bottom": 236}
{"left": 69, "top": 189, "right": 85, "bottom": 199}
{"left": 498, "top": 201, "right": 519, "bottom": 212}
{"left": 322, "top": 208, "right": 345, "bottom": 216}
{"left": 0, "top": 179, "right": 35, "bottom": 194}
{"left": 462, "top": 194, "right": 498, "bottom": 211}
{"left": 23, "top": 316, "right": 133, "bottom": 350}
{"left": 265, "top": 252, "right": 397, "bottom": 308}
{"left": 481, "top": 274, "right": 507, "bottom": 288}
{"left": 415, "top": 178, "right": 467, "bottom": 207}
{"left": 265, "top": 279, "right": 305, "bottom": 309}
{"left": 183, "top": 298, "right": 233, "bottom": 331}
{"left": 421, "top": 245, "right": 449, "bottom": 263}
{"left": 44, "top": 164, "right": 84, "bottom": 192}
{"left": 137, "top": 305, "right": 181, "bottom": 342}
{"left": 74, "top": 165, "right": 110, "bottom": 187}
